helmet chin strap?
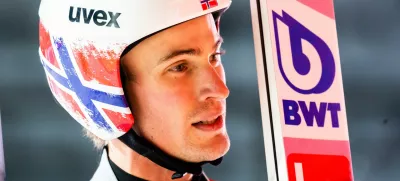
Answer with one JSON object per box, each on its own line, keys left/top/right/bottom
{"left": 117, "top": 128, "right": 223, "bottom": 179}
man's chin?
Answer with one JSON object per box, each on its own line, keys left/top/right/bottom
{"left": 215, "top": 134, "right": 230, "bottom": 158}
{"left": 194, "top": 134, "right": 231, "bottom": 162}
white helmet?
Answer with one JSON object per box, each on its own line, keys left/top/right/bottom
{"left": 38, "top": 0, "right": 232, "bottom": 141}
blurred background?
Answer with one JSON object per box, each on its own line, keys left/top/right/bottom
{"left": 1, "top": 0, "right": 400, "bottom": 180}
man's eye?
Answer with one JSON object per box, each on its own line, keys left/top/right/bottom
{"left": 210, "top": 54, "right": 220, "bottom": 63}
{"left": 210, "top": 49, "right": 226, "bottom": 65}
{"left": 168, "top": 63, "right": 188, "bottom": 72}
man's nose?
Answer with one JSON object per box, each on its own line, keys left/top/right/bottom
{"left": 198, "top": 65, "right": 230, "bottom": 101}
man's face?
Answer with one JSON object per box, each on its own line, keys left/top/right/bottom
{"left": 122, "top": 14, "right": 230, "bottom": 162}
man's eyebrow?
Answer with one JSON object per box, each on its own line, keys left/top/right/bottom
{"left": 158, "top": 37, "right": 224, "bottom": 64}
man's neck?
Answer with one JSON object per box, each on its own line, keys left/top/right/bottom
{"left": 107, "top": 139, "right": 199, "bottom": 181}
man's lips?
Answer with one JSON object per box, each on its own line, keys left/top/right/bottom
{"left": 192, "top": 113, "right": 222, "bottom": 125}
{"left": 192, "top": 114, "right": 224, "bottom": 132}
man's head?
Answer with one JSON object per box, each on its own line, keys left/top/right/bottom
{"left": 120, "top": 14, "right": 230, "bottom": 162}
{"left": 39, "top": 0, "right": 232, "bottom": 165}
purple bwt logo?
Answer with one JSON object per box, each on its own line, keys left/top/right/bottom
{"left": 272, "top": 11, "right": 341, "bottom": 128}
{"left": 272, "top": 10, "right": 336, "bottom": 95}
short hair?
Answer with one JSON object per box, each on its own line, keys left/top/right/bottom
{"left": 83, "top": 128, "right": 108, "bottom": 150}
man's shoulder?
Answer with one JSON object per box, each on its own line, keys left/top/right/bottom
{"left": 90, "top": 148, "right": 118, "bottom": 181}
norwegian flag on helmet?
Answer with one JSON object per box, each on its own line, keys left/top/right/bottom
{"left": 38, "top": 22, "right": 133, "bottom": 140}
{"left": 201, "top": 0, "right": 218, "bottom": 10}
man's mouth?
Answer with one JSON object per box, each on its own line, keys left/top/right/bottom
{"left": 193, "top": 119, "right": 218, "bottom": 125}
{"left": 192, "top": 115, "right": 223, "bottom": 132}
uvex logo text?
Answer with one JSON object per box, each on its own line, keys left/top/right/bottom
{"left": 69, "top": 6, "right": 121, "bottom": 28}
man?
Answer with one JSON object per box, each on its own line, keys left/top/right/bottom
{"left": 38, "top": 0, "right": 232, "bottom": 180}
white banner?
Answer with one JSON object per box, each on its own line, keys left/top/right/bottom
{"left": 249, "top": 0, "right": 354, "bottom": 180}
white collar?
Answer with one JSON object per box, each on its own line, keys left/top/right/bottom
{"left": 90, "top": 148, "right": 118, "bottom": 181}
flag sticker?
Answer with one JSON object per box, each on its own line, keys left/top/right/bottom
{"left": 200, "top": 0, "right": 218, "bottom": 10}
